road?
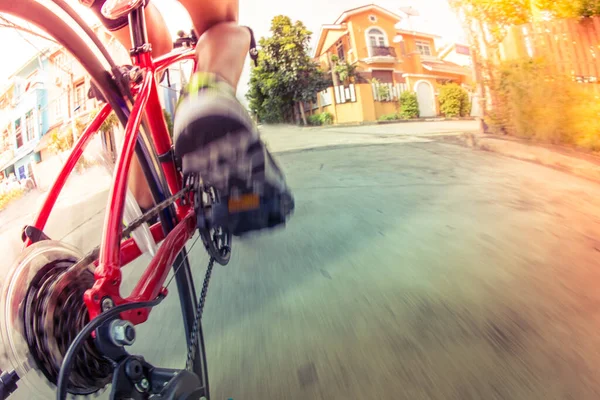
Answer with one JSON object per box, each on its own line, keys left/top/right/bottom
{"left": 4, "top": 120, "right": 600, "bottom": 399}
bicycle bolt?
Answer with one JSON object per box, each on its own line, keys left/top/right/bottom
{"left": 140, "top": 378, "right": 150, "bottom": 391}
{"left": 101, "top": 297, "right": 114, "bottom": 311}
{"left": 110, "top": 320, "right": 136, "bottom": 347}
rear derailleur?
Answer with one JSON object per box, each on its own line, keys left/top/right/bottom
{"left": 95, "top": 319, "right": 205, "bottom": 400}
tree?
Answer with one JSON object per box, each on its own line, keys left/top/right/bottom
{"left": 89, "top": 109, "right": 119, "bottom": 135}
{"left": 246, "top": 16, "right": 331, "bottom": 125}
{"left": 536, "top": 0, "right": 600, "bottom": 18}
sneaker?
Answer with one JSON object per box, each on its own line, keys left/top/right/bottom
{"left": 173, "top": 72, "right": 294, "bottom": 236}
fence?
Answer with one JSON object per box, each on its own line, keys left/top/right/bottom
{"left": 333, "top": 84, "right": 357, "bottom": 104}
{"left": 499, "top": 16, "right": 600, "bottom": 94}
{"left": 371, "top": 82, "right": 408, "bottom": 102}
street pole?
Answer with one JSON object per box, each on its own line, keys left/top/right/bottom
{"left": 69, "top": 71, "right": 77, "bottom": 145}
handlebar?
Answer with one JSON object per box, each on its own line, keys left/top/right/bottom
{"left": 173, "top": 29, "right": 198, "bottom": 49}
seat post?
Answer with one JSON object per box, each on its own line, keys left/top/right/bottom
{"left": 128, "top": 2, "right": 150, "bottom": 56}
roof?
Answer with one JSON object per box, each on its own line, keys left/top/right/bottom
{"left": 7, "top": 49, "right": 51, "bottom": 81}
{"left": 422, "top": 60, "right": 470, "bottom": 76}
{"left": 438, "top": 43, "right": 471, "bottom": 60}
{"left": 312, "top": 25, "right": 347, "bottom": 58}
{"left": 396, "top": 29, "right": 441, "bottom": 40}
{"left": 334, "top": 4, "right": 404, "bottom": 24}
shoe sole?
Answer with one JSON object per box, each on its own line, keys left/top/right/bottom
{"left": 173, "top": 93, "right": 294, "bottom": 234}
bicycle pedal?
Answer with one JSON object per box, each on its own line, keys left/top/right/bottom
{"left": 228, "top": 193, "right": 260, "bottom": 213}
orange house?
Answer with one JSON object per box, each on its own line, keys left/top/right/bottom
{"left": 311, "top": 4, "right": 471, "bottom": 123}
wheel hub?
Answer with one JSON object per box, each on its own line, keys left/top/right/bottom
{"left": 0, "top": 241, "right": 112, "bottom": 397}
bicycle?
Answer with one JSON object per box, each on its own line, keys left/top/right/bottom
{"left": 0, "top": 0, "right": 279, "bottom": 399}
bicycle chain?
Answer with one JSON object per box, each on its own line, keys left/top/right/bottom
{"left": 69, "top": 184, "right": 192, "bottom": 272}
{"left": 67, "top": 178, "right": 216, "bottom": 379}
{"left": 185, "top": 256, "right": 215, "bottom": 372}
{"left": 121, "top": 184, "right": 192, "bottom": 239}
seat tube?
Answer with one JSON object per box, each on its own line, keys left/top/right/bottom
{"left": 128, "top": 3, "right": 152, "bottom": 65}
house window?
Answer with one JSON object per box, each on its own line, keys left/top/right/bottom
{"left": 416, "top": 40, "right": 432, "bottom": 56}
{"left": 455, "top": 44, "right": 470, "bottom": 55}
{"left": 368, "top": 15, "right": 378, "bottom": 23}
{"left": 367, "top": 28, "right": 387, "bottom": 48}
{"left": 54, "top": 97, "right": 63, "bottom": 119}
{"left": 372, "top": 70, "right": 394, "bottom": 84}
{"left": 54, "top": 53, "right": 65, "bottom": 68}
{"left": 25, "top": 110, "right": 35, "bottom": 142}
{"left": 1, "top": 129, "right": 9, "bottom": 152}
{"left": 74, "top": 82, "right": 86, "bottom": 112}
{"left": 336, "top": 42, "right": 345, "bottom": 61}
{"left": 15, "top": 118, "right": 23, "bottom": 149}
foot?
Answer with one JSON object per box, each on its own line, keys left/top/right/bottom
{"left": 173, "top": 72, "right": 294, "bottom": 236}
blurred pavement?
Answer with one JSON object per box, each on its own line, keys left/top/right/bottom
{"left": 4, "top": 120, "right": 600, "bottom": 399}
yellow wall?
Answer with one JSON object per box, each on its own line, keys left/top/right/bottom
{"left": 374, "top": 101, "right": 398, "bottom": 119}
{"left": 318, "top": 53, "right": 330, "bottom": 70}
{"left": 357, "top": 83, "right": 376, "bottom": 122}
{"left": 335, "top": 101, "right": 364, "bottom": 123}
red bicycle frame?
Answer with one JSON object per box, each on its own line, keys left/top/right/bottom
{"left": 24, "top": 36, "right": 198, "bottom": 325}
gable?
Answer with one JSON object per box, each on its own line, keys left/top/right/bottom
{"left": 319, "top": 29, "right": 348, "bottom": 57}
{"left": 334, "top": 4, "right": 403, "bottom": 25}
{"left": 312, "top": 25, "right": 346, "bottom": 57}
{"left": 350, "top": 10, "right": 400, "bottom": 50}
{"left": 351, "top": 9, "right": 400, "bottom": 30}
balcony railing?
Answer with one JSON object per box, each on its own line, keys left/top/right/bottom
{"left": 367, "top": 46, "right": 397, "bottom": 58}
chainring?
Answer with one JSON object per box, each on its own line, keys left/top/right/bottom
{"left": 0, "top": 241, "right": 111, "bottom": 398}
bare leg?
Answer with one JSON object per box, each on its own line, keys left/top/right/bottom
{"left": 178, "top": 0, "right": 249, "bottom": 87}
{"left": 172, "top": 0, "right": 294, "bottom": 236}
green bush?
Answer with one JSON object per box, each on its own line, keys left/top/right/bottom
{"left": 320, "top": 112, "right": 334, "bottom": 125}
{"left": 378, "top": 113, "right": 399, "bottom": 121}
{"left": 308, "top": 112, "right": 334, "bottom": 126}
{"left": 489, "top": 57, "right": 600, "bottom": 149}
{"left": 0, "top": 187, "right": 25, "bottom": 211}
{"left": 438, "top": 83, "right": 470, "bottom": 117}
{"left": 399, "top": 91, "right": 419, "bottom": 119}
{"left": 308, "top": 114, "right": 322, "bottom": 126}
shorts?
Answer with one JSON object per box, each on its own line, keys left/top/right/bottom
{"left": 80, "top": 0, "right": 151, "bottom": 31}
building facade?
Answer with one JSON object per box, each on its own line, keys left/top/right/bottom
{"left": 311, "top": 4, "right": 472, "bottom": 123}
{"left": 0, "top": 53, "right": 50, "bottom": 181}
{"left": 0, "top": 24, "right": 189, "bottom": 189}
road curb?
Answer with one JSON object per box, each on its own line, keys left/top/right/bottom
{"left": 261, "top": 117, "right": 477, "bottom": 130}
{"left": 444, "top": 133, "right": 600, "bottom": 183}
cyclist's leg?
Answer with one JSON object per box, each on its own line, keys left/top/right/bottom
{"left": 174, "top": 0, "right": 294, "bottom": 236}
{"left": 80, "top": 0, "right": 172, "bottom": 209}
{"left": 178, "top": 0, "right": 247, "bottom": 87}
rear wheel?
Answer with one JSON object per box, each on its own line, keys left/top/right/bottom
{"left": 0, "top": 0, "right": 209, "bottom": 397}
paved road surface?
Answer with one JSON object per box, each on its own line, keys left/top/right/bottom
{"left": 4, "top": 121, "right": 600, "bottom": 399}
